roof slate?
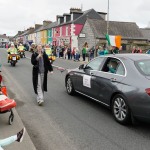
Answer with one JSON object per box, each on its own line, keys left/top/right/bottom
{"left": 140, "top": 28, "right": 150, "bottom": 41}
{"left": 29, "top": 25, "right": 42, "bottom": 34}
{"left": 57, "top": 8, "right": 104, "bottom": 27}
{"left": 87, "top": 19, "right": 145, "bottom": 40}
{"left": 43, "top": 22, "right": 58, "bottom": 30}
{"left": 0, "top": 34, "right": 8, "bottom": 39}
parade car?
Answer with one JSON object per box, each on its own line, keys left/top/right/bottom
{"left": 65, "top": 54, "right": 150, "bottom": 125}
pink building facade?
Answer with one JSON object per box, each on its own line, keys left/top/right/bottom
{"left": 53, "top": 24, "right": 83, "bottom": 49}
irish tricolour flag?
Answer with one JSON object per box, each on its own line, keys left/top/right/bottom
{"left": 105, "top": 34, "right": 121, "bottom": 48}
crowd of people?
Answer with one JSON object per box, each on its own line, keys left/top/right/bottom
{"left": 7, "top": 41, "right": 148, "bottom": 64}
{"left": 41, "top": 42, "right": 110, "bottom": 62}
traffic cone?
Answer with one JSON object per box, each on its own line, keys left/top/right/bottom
{"left": 1, "top": 86, "right": 7, "bottom": 96}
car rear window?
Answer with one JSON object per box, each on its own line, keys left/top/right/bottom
{"left": 135, "top": 60, "right": 150, "bottom": 76}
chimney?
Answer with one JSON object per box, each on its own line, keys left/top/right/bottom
{"left": 70, "top": 8, "right": 82, "bottom": 13}
{"left": 57, "top": 16, "right": 64, "bottom": 24}
{"left": 35, "top": 24, "right": 42, "bottom": 30}
{"left": 43, "top": 20, "right": 52, "bottom": 26}
{"left": 18, "top": 31, "right": 22, "bottom": 35}
{"left": 28, "top": 27, "right": 34, "bottom": 30}
{"left": 70, "top": 8, "right": 83, "bottom": 21}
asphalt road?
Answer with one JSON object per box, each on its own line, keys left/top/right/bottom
{"left": 1, "top": 48, "right": 150, "bottom": 150}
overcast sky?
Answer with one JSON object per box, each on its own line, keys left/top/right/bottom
{"left": 0, "top": 0, "right": 149, "bottom": 36}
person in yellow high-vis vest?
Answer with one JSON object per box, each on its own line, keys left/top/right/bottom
{"left": 18, "top": 43, "right": 26, "bottom": 58}
{"left": 45, "top": 44, "right": 52, "bottom": 56}
{"left": 7, "top": 44, "right": 18, "bottom": 63}
{"left": 44, "top": 44, "right": 56, "bottom": 63}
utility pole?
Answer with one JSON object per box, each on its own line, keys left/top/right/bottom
{"left": 81, "top": 3, "right": 83, "bottom": 11}
{"left": 106, "top": 0, "right": 110, "bottom": 49}
{"left": 107, "top": 0, "right": 109, "bottom": 35}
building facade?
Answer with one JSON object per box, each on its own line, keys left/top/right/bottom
{"left": 52, "top": 8, "right": 106, "bottom": 49}
{"left": 0, "top": 34, "right": 9, "bottom": 47}
{"left": 79, "top": 18, "right": 148, "bottom": 52}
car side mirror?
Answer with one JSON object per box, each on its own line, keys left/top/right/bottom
{"left": 79, "top": 64, "right": 86, "bottom": 70}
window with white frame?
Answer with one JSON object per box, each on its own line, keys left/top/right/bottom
{"left": 66, "top": 26, "right": 68, "bottom": 36}
{"left": 64, "top": 16, "right": 66, "bottom": 23}
{"left": 58, "top": 18, "right": 60, "bottom": 24}
{"left": 51, "top": 29, "right": 53, "bottom": 37}
{"left": 60, "top": 27, "right": 62, "bottom": 36}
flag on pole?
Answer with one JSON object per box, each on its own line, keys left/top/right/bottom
{"left": 105, "top": 34, "right": 121, "bottom": 48}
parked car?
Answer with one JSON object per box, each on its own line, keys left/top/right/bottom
{"left": 65, "top": 54, "right": 150, "bottom": 125}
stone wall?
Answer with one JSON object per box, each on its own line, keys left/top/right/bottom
{"left": 78, "top": 21, "right": 96, "bottom": 53}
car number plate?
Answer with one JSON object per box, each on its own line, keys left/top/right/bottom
{"left": 12, "top": 57, "right": 16, "bottom": 60}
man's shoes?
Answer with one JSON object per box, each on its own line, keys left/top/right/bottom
{"left": 38, "top": 99, "right": 44, "bottom": 106}
{"left": 16, "top": 128, "right": 26, "bottom": 142}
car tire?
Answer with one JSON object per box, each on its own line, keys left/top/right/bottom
{"left": 66, "top": 76, "right": 75, "bottom": 95}
{"left": 112, "top": 94, "right": 131, "bottom": 125}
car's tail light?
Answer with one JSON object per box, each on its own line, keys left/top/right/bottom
{"left": 145, "top": 88, "right": 150, "bottom": 96}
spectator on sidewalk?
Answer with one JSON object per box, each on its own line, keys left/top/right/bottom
{"left": 67, "top": 45, "right": 71, "bottom": 60}
{"left": 97, "top": 46, "right": 104, "bottom": 56}
{"left": 56, "top": 46, "right": 60, "bottom": 58}
{"left": 82, "top": 42, "right": 88, "bottom": 61}
{"left": 60, "top": 46, "right": 64, "bottom": 58}
{"left": 72, "top": 48, "right": 75, "bottom": 60}
{"left": 75, "top": 48, "right": 80, "bottom": 61}
{"left": 63, "top": 46, "right": 67, "bottom": 59}
{"left": 137, "top": 47, "right": 142, "bottom": 53}
{"left": 95, "top": 46, "right": 99, "bottom": 57}
{"left": 0, "top": 128, "right": 25, "bottom": 150}
{"left": 89, "top": 46, "right": 95, "bottom": 60}
{"left": 73, "top": 48, "right": 80, "bottom": 61}
{"left": 52, "top": 45, "right": 57, "bottom": 56}
{"left": 111, "top": 46, "right": 119, "bottom": 54}
{"left": 104, "top": 47, "right": 109, "bottom": 55}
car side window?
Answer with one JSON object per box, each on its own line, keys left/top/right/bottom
{"left": 85, "top": 58, "right": 104, "bottom": 71}
{"left": 116, "top": 63, "right": 125, "bottom": 76}
{"left": 102, "top": 58, "right": 125, "bottom": 75}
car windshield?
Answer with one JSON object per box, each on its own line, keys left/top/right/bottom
{"left": 135, "top": 60, "right": 150, "bottom": 76}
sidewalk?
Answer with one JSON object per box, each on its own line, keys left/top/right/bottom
{"left": 0, "top": 108, "right": 36, "bottom": 150}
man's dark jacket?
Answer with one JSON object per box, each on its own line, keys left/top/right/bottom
{"left": 31, "top": 52, "right": 53, "bottom": 94}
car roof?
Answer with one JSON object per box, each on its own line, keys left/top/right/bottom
{"left": 104, "top": 54, "right": 150, "bottom": 61}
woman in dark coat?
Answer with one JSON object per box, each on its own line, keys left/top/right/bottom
{"left": 31, "top": 44, "right": 53, "bottom": 105}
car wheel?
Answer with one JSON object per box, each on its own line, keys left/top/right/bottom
{"left": 112, "top": 94, "right": 131, "bottom": 125}
{"left": 66, "top": 76, "right": 75, "bottom": 95}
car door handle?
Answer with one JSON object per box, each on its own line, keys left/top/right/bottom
{"left": 110, "top": 78, "right": 116, "bottom": 82}
{"left": 90, "top": 72, "right": 94, "bottom": 76}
